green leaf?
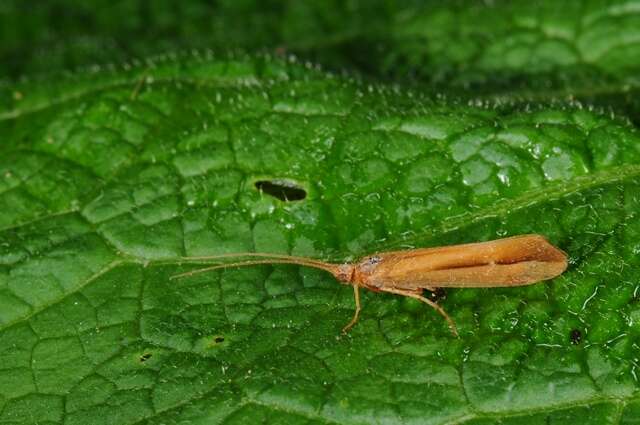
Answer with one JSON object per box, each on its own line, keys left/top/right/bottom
{"left": 3, "top": 1, "right": 640, "bottom": 86}
{"left": 2, "top": 54, "right": 640, "bottom": 424}
{"left": 3, "top": 1, "right": 640, "bottom": 127}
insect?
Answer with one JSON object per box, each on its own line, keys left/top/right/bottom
{"left": 172, "top": 234, "right": 568, "bottom": 336}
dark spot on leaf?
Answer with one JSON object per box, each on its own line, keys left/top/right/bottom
{"left": 214, "top": 336, "right": 225, "bottom": 344}
{"left": 570, "top": 329, "right": 582, "bottom": 345}
{"left": 430, "top": 288, "right": 447, "bottom": 301}
{"left": 139, "top": 353, "right": 152, "bottom": 362}
{"left": 255, "top": 179, "right": 306, "bottom": 201}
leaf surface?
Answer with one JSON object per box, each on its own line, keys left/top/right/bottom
{"left": 2, "top": 55, "right": 640, "bottom": 424}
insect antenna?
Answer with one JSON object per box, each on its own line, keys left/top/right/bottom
{"left": 179, "top": 252, "right": 334, "bottom": 269}
{"left": 171, "top": 257, "right": 340, "bottom": 280}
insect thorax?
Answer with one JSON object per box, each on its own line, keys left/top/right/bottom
{"left": 348, "top": 255, "right": 383, "bottom": 288}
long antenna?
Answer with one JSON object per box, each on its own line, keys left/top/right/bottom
{"left": 179, "top": 252, "right": 334, "bottom": 269}
{"left": 171, "top": 258, "right": 340, "bottom": 280}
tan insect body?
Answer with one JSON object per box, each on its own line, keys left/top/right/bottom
{"left": 172, "top": 234, "right": 568, "bottom": 336}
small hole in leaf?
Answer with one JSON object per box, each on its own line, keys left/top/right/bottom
{"left": 139, "top": 353, "right": 152, "bottom": 362}
{"left": 570, "top": 329, "right": 582, "bottom": 345}
{"left": 214, "top": 336, "right": 225, "bottom": 344}
{"left": 255, "top": 179, "right": 306, "bottom": 201}
{"left": 429, "top": 288, "right": 447, "bottom": 301}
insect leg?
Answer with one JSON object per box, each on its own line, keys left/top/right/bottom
{"left": 382, "top": 287, "right": 459, "bottom": 337}
{"left": 341, "top": 285, "right": 361, "bottom": 333}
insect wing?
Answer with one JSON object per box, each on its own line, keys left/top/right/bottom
{"left": 364, "top": 235, "right": 567, "bottom": 289}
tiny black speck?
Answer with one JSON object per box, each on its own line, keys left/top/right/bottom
{"left": 570, "top": 329, "right": 582, "bottom": 345}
